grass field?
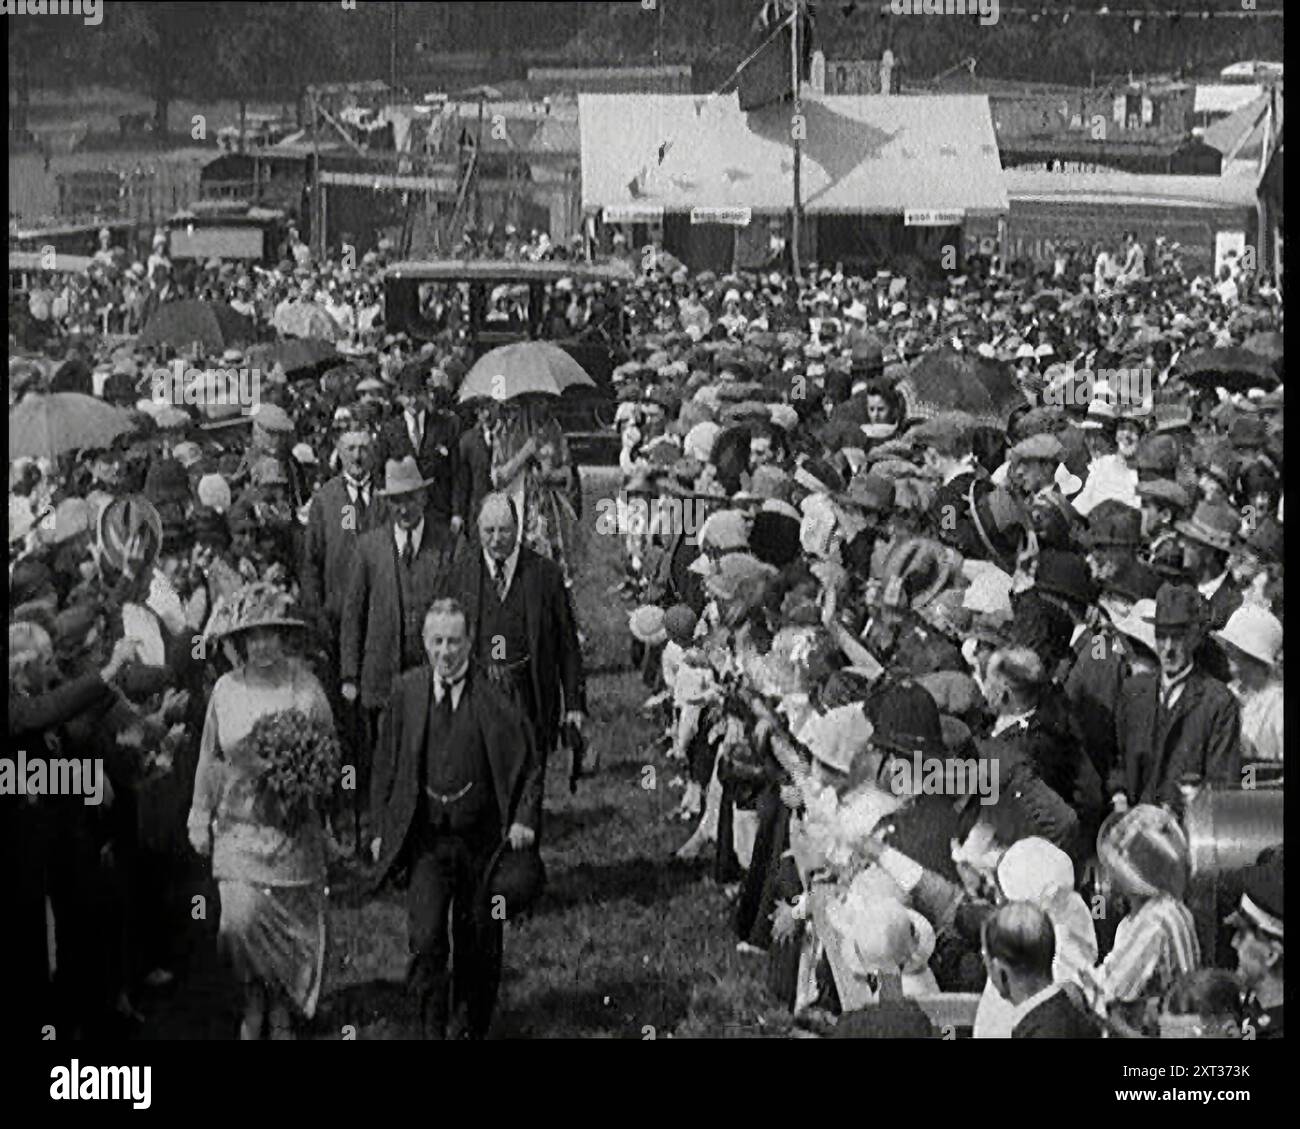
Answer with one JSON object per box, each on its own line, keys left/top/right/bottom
{"left": 143, "top": 468, "right": 784, "bottom": 1039}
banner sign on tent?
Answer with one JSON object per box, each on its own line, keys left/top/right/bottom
{"left": 690, "top": 207, "right": 752, "bottom": 226}
{"left": 603, "top": 205, "right": 664, "bottom": 223}
{"left": 319, "top": 171, "right": 458, "bottom": 192}
{"left": 905, "top": 209, "right": 965, "bottom": 227}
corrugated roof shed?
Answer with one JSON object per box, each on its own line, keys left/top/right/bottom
{"left": 1003, "top": 169, "right": 1259, "bottom": 210}
{"left": 580, "top": 92, "right": 1007, "bottom": 216}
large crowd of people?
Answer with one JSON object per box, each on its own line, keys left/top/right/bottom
{"left": 6, "top": 217, "right": 1284, "bottom": 1041}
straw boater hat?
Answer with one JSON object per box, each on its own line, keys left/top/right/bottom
{"left": 377, "top": 456, "right": 434, "bottom": 497}
{"left": 203, "top": 581, "right": 307, "bottom": 642}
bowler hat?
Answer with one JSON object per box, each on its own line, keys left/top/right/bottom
{"left": 1175, "top": 501, "right": 1240, "bottom": 554}
{"left": 869, "top": 680, "right": 945, "bottom": 758}
{"left": 1034, "top": 549, "right": 1097, "bottom": 607}
{"left": 1103, "top": 558, "right": 1162, "bottom": 603}
{"left": 1084, "top": 500, "right": 1142, "bottom": 549}
{"left": 482, "top": 842, "right": 546, "bottom": 918}
{"left": 1143, "top": 583, "right": 1206, "bottom": 632}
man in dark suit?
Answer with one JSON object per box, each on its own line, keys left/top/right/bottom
{"left": 909, "top": 411, "right": 989, "bottom": 562}
{"left": 982, "top": 902, "right": 1101, "bottom": 1038}
{"left": 457, "top": 400, "right": 498, "bottom": 533}
{"left": 440, "top": 493, "right": 586, "bottom": 807}
{"left": 301, "top": 425, "right": 390, "bottom": 647}
{"left": 1009, "top": 433, "right": 1083, "bottom": 552}
{"left": 340, "top": 457, "right": 458, "bottom": 786}
{"left": 368, "top": 597, "right": 542, "bottom": 1039}
{"left": 302, "top": 425, "right": 390, "bottom": 841}
{"left": 1176, "top": 500, "right": 1244, "bottom": 630}
{"left": 375, "top": 365, "right": 464, "bottom": 534}
{"left": 1110, "top": 583, "right": 1241, "bottom": 815}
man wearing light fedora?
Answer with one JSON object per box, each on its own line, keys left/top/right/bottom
{"left": 1111, "top": 583, "right": 1240, "bottom": 814}
{"left": 341, "top": 457, "right": 459, "bottom": 804}
{"left": 1175, "top": 499, "right": 1243, "bottom": 630}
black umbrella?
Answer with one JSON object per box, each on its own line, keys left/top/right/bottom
{"left": 138, "top": 300, "right": 255, "bottom": 353}
{"left": 1175, "top": 347, "right": 1280, "bottom": 393}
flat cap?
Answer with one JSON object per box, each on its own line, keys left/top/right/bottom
{"left": 1009, "top": 433, "right": 1064, "bottom": 463}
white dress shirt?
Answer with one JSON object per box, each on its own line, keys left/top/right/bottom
{"left": 405, "top": 410, "right": 426, "bottom": 452}
{"left": 394, "top": 519, "right": 425, "bottom": 558}
{"left": 483, "top": 541, "right": 521, "bottom": 595}
{"left": 432, "top": 664, "right": 468, "bottom": 712}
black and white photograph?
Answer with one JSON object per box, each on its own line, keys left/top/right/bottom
{"left": 3, "top": 0, "right": 1285, "bottom": 1094}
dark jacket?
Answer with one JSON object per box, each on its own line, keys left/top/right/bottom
{"left": 439, "top": 542, "right": 586, "bottom": 754}
{"left": 1013, "top": 986, "right": 1103, "bottom": 1038}
{"left": 368, "top": 664, "right": 541, "bottom": 889}
{"left": 339, "top": 520, "right": 458, "bottom": 709}
{"left": 457, "top": 426, "right": 494, "bottom": 527}
{"left": 1112, "top": 667, "right": 1241, "bottom": 812}
{"left": 299, "top": 475, "right": 391, "bottom": 633}
{"left": 1064, "top": 625, "right": 1126, "bottom": 783}
{"left": 375, "top": 410, "right": 462, "bottom": 523}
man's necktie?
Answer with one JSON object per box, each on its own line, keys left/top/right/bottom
{"left": 436, "top": 678, "right": 455, "bottom": 723}
{"left": 492, "top": 561, "right": 508, "bottom": 600}
{"left": 401, "top": 535, "right": 414, "bottom": 569}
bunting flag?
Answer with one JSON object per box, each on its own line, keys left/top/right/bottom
{"left": 738, "top": 0, "right": 816, "bottom": 113}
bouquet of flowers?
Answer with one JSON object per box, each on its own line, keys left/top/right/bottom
{"left": 245, "top": 709, "right": 342, "bottom": 832}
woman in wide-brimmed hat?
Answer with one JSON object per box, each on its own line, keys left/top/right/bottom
{"left": 1215, "top": 603, "right": 1283, "bottom": 763}
{"left": 188, "top": 581, "right": 334, "bottom": 1040}
{"left": 1084, "top": 804, "right": 1201, "bottom": 1034}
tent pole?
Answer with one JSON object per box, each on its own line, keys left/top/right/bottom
{"left": 790, "top": 2, "right": 802, "bottom": 282}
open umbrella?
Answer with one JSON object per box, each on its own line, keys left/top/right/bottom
{"left": 10, "top": 392, "right": 137, "bottom": 460}
{"left": 138, "top": 300, "right": 254, "bottom": 353}
{"left": 273, "top": 301, "right": 342, "bottom": 341}
{"left": 1175, "top": 347, "right": 1280, "bottom": 393}
{"left": 246, "top": 338, "right": 339, "bottom": 376}
{"left": 897, "top": 348, "right": 1018, "bottom": 428}
{"left": 1242, "top": 331, "right": 1283, "bottom": 363}
{"left": 458, "top": 342, "right": 595, "bottom": 402}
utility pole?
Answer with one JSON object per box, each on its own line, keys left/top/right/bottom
{"left": 390, "top": 2, "right": 398, "bottom": 91}
{"left": 310, "top": 86, "right": 322, "bottom": 259}
{"left": 790, "top": 0, "right": 802, "bottom": 281}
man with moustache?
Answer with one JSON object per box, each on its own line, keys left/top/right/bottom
{"left": 368, "top": 599, "right": 541, "bottom": 1040}
{"left": 440, "top": 493, "right": 586, "bottom": 825}
{"left": 302, "top": 424, "right": 390, "bottom": 839}
{"left": 1110, "top": 584, "right": 1241, "bottom": 815}
{"left": 340, "top": 458, "right": 457, "bottom": 777}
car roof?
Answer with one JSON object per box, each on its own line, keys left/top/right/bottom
{"left": 9, "top": 251, "right": 94, "bottom": 274}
